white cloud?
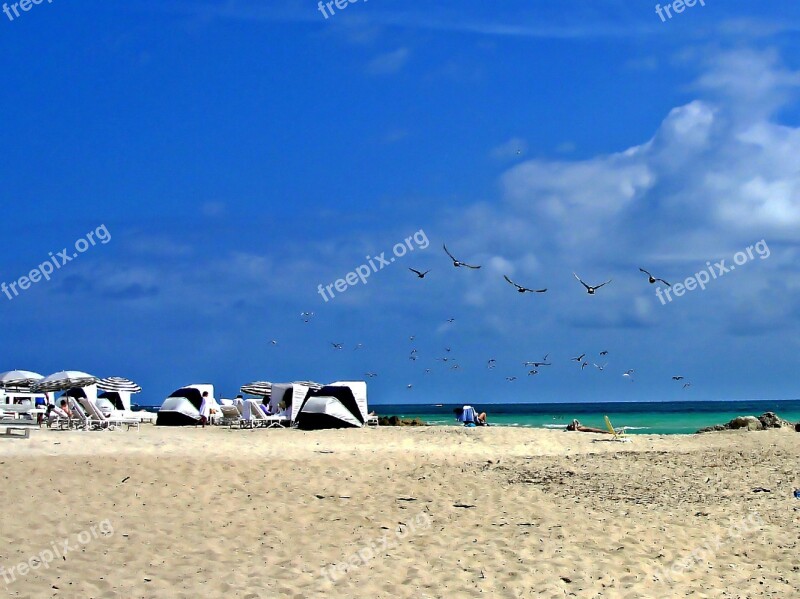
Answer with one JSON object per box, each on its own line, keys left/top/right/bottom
{"left": 366, "top": 48, "right": 410, "bottom": 75}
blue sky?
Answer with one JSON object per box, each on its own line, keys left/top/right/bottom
{"left": 2, "top": 0, "right": 800, "bottom": 405}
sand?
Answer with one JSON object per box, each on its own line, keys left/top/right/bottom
{"left": 0, "top": 424, "right": 798, "bottom": 598}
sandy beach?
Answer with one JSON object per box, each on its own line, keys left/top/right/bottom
{"left": 1, "top": 425, "right": 798, "bottom": 599}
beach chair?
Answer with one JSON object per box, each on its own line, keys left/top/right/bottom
{"left": 46, "top": 406, "right": 72, "bottom": 430}
{"left": 603, "top": 415, "right": 632, "bottom": 442}
{"left": 78, "top": 397, "right": 140, "bottom": 431}
{"left": 67, "top": 398, "right": 93, "bottom": 430}
{"left": 263, "top": 414, "right": 290, "bottom": 428}
{"left": 219, "top": 405, "right": 243, "bottom": 428}
{"left": 245, "top": 399, "right": 269, "bottom": 428}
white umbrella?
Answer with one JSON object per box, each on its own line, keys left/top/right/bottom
{"left": 32, "top": 370, "right": 98, "bottom": 393}
{"left": 97, "top": 377, "right": 142, "bottom": 394}
{"left": 0, "top": 370, "right": 43, "bottom": 389}
{"left": 294, "top": 380, "right": 323, "bottom": 391}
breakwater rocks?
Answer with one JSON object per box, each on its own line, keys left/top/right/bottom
{"left": 698, "top": 411, "right": 796, "bottom": 433}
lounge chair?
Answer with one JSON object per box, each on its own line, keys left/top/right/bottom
{"left": 263, "top": 413, "right": 290, "bottom": 428}
{"left": 245, "top": 399, "right": 270, "bottom": 428}
{"left": 219, "top": 405, "right": 244, "bottom": 427}
{"left": 603, "top": 415, "right": 632, "bottom": 442}
{"left": 77, "top": 397, "right": 140, "bottom": 431}
{"left": 46, "top": 406, "right": 72, "bottom": 430}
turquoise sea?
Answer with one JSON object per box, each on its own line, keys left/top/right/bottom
{"left": 370, "top": 400, "right": 800, "bottom": 434}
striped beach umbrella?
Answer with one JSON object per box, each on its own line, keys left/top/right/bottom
{"left": 32, "top": 370, "right": 98, "bottom": 393}
{"left": 294, "top": 380, "right": 323, "bottom": 391}
{"left": 0, "top": 370, "right": 43, "bottom": 389}
{"left": 240, "top": 381, "right": 273, "bottom": 396}
{"left": 97, "top": 377, "right": 142, "bottom": 394}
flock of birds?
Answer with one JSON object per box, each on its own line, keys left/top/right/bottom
{"left": 272, "top": 244, "right": 692, "bottom": 392}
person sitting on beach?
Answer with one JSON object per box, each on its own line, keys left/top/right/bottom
{"left": 566, "top": 419, "right": 610, "bottom": 434}
{"left": 59, "top": 399, "right": 72, "bottom": 418}
{"left": 475, "top": 412, "right": 489, "bottom": 426}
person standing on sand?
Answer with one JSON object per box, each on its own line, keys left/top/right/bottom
{"left": 199, "top": 391, "right": 209, "bottom": 427}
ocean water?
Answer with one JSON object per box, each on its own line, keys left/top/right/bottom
{"left": 371, "top": 400, "right": 800, "bottom": 435}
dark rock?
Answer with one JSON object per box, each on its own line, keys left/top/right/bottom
{"left": 758, "top": 412, "right": 793, "bottom": 429}
{"left": 728, "top": 416, "right": 763, "bottom": 431}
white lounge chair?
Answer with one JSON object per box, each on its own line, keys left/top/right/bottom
{"left": 219, "top": 405, "right": 243, "bottom": 427}
{"left": 77, "top": 397, "right": 140, "bottom": 431}
{"left": 245, "top": 399, "right": 269, "bottom": 428}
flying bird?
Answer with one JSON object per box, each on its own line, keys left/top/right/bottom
{"left": 331, "top": 343, "right": 344, "bottom": 350}
{"left": 503, "top": 275, "right": 547, "bottom": 294}
{"left": 672, "top": 376, "right": 684, "bottom": 381}
{"left": 269, "top": 340, "right": 278, "bottom": 346}
{"left": 506, "top": 376, "right": 517, "bottom": 382}
{"left": 300, "top": 311, "right": 315, "bottom": 322}
{"left": 581, "top": 362, "right": 589, "bottom": 370}
{"left": 573, "top": 273, "right": 612, "bottom": 295}
{"left": 406, "top": 384, "right": 413, "bottom": 390}
{"left": 487, "top": 359, "right": 496, "bottom": 369}
{"left": 409, "top": 335, "right": 416, "bottom": 341}
{"left": 527, "top": 370, "right": 539, "bottom": 376}
{"left": 683, "top": 383, "right": 692, "bottom": 389}
{"left": 446, "top": 318, "right": 456, "bottom": 323}
{"left": 639, "top": 268, "right": 671, "bottom": 286}
{"left": 594, "top": 363, "right": 608, "bottom": 371}
{"left": 443, "top": 244, "right": 481, "bottom": 269}
{"left": 424, "top": 368, "right": 431, "bottom": 374}
{"left": 409, "top": 268, "right": 431, "bottom": 279}
{"left": 365, "top": 372, "right": 378, "bottom": 378}
{"left": 354, "top": 343, "right": 364, "bottom": 350}
{"left": 624, "top": 369, "right": 635, "bottom": 376}
{"left": 600, "top": 350, "right": 609, "bottom": 356}
{"left": 571, "top": 354, "right": 586, "bottom": 363}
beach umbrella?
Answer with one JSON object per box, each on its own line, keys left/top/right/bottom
{"left": 97, "top": 376, "right": 142, "bottom": 394}
{"left": 240, "top": 381, "right": 273, "bottom": 397}
{"left": 32, "top": 370, "right": 98, "bottom": 393}
{"left": 0, "top": 370, "right": 43, "bottom": 389}
{"left": 294, "top": 380, "right": 323, "bottom": 391}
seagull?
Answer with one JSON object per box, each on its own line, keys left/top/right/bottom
{"left": 623, "top": 369, "right": 635, "bottom": 376}
{"left": 594, "top": 363, "right": 608, "bottom": 371}
{"left": 600, "top": 350, "right": 609, "bottom": 356}
{"left": 365, "top": 372, "right": 378, "bottom": 378}
{"left": 407, "top": 384, "right": 413, "bottom": 390}
{"left": 424, "top": 368, "right": 431, "bottom": 374}
{"left": 445, "top": 347, "right": 451, "bottom": 353}
{"left": 573, "top": 273, "right": 612, "bottom": 295}
{"left": 354, "top": 343, "right": 364, "bottom": 350}
{"left": 409, "top": 268, "right": 431, "bottom": 279}
{"left": 300, "top": 311, "right": 314, "bottom": 322}
{"left": 527, "top": 370, "right": 539, "bottom": 376}
{"left": 503, "top": 275, "right": 547, "bottom": 294}
{"left": 683, "top": 383, "right": 692, "bottom": 389}
{"left": 446, "top": 318, "right": 456, "bottom": 324}
{"left": 639, "top": 268, "right": 671, "bottom": 287}
{"left": 451, "top": 364, "right": 461, "bottom": 371}
{"left": 436, "top": 357, "right": 450, "bottom": 362}
{"left": 409, "top": 335, "right": 416, "bottom": 341}
{"left": 672, "top": 376, "right": 684, "bottom": 381}
{"left": 269, "top": 340, "right": 278, "bottom": 346}
{"left": 443, "top": 244, "right": 481, "bottom": 269}
{"left": 409, "top": 354, "right": 418, "bottom": 361}
{"left": 524, "top": 361, "right": 551, "bottom": 367}
{"left": 331, "top": 343, "right": 344, "bottom": 350}
{"left": 506, "top": 376, "right": 517, "bottom": 382}
{"left": 581, "top": 361, "right": 589, "bottom": 370}
{"left": 487, "top": 359, "right": 496, "bottom": 369}
{"left": 571, "top": 354, "right": 586, "bottom": 363}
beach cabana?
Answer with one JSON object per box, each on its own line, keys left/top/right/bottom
{"left": 294, "top": 382, "right": 368, "bottom": 430}
{"left": 156, "top": 384, "right": 219, "bottom": 426}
